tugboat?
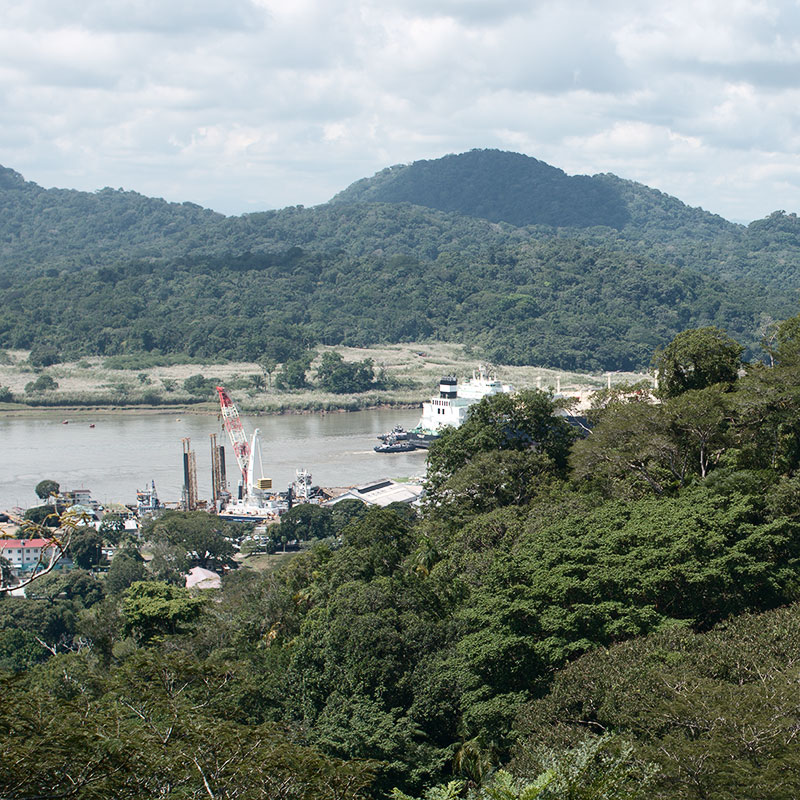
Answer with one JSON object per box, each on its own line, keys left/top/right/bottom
{"left": 374, "top": 434, "right": 416, "bottom": 453}
{"left": 377, "top": 425, "right": 408, "bottom": 442}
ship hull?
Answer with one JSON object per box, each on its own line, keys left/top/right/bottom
{"left": 406, "top": 431, "right": 439, "bottom": 449}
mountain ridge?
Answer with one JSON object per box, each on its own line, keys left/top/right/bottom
{"left": 1, "top": 151, "right": 799, "bottom": 370}
{"left": 330, "top": 149, "right": 740, "bottom": 237}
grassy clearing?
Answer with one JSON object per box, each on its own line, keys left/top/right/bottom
{"left": 0, "top": 344, "right": 649, "bottom": 415}
{"left": 237, "top": 551, "right": 298, "bottom": 573}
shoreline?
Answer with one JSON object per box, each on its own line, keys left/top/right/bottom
{"left": 0, "top": 400, "right": 422, "bottom": 419}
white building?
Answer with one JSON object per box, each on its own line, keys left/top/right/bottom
{"left": 0, "top": 538, "right": 54, "bottom": 571}
{"left": 325, "top": 479, "right": 424, "bottom": 508}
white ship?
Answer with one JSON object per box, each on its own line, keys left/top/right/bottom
{"left": 406, "top": 366, "right": 513, "bottom": 448}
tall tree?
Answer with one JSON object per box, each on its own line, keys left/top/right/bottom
{"left": 426, "top": 390, "right": 575, "bottom": 505}
{"left": 652, "top": 327, "right": 743, "bottom": 398}
{"left": 143, "top": 510, "right": 236, "bottom": 571}
{"left": 34, "top": 479, "right": 60, "bottom": 501}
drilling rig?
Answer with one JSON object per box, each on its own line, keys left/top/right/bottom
{"left": 210, "top": 432, "right": 228, "bottom": 507}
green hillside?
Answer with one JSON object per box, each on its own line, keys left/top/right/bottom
{"left": 331, "top": 149, "right": 738, "bottom": 237}
{"left": 1, "top": 153, "right": 799, "bottom": 370}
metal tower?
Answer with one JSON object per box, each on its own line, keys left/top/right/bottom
{"left": 210, "top": 433, "right": 227, "bottom": 504}
{"left": 216, "top": 386, "right": 251, "bottom": 488}
{"left": 182, "top": 437, "right": 198, "bottom": 511}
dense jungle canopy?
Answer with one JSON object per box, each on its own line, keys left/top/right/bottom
{"left": 2, "top": 150, "right": 800, "bottom": 369}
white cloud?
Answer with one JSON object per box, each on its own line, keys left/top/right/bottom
{"left": 2, "top": 0, "right": 800, "bottom": 220}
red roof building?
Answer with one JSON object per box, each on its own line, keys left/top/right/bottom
{"left": 0, "top": 538, "right": 55, "bottom": 569}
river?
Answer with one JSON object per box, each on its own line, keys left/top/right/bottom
{"left": 0, "top": 408, "right": 427, "bottom": 511}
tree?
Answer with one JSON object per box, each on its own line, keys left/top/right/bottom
{"left": 98, "top": 512, "right": 126, "bottom": 545}
{"left": 331, "top": 498, "right": 369, "bottom": 533}
{"left": 105, "top": 547, "right": 147, "bottom": 595}
{"left": 426, "top": 390, "right": 575, "bottom": 504}
{"left": 35, "top": 479, "right": 60, "bottom": 501}
{"left": 773, "top": 312, "right": 800, "bottom": 366}
{"left": 663, "top": 386, "right": 730, "bottom": 479}
{"left": 34, "top": 569, "right": 105, "bottom": 608}
{"left": 572, "top": 387, "right": 732, "bottom": 496}
{"left": 120, "top": 580, "right": 206, "bottom": 643}
{"left": 147, "top": 540, "right": 189, "bottom": 584}
{"left": 259, "top": 355, "right": 278, "bottom": 388}
{"left": 316, "top": 351, "right": 375, "bottom": 394}
{"left": 337, "top": 508, "right": 416, "bottom": 582}
{"left": 729, "top": 362, "right": 800, "bottom": 473}
{"left": 25, "top": 374, "right": 59, "bottom": 393}
{"left": 652, "top": 327, "right": 743, "bottom": 398}
{"left": 28, "top": 344, "right": 61, "bottom": 367}
{"left": 23, "top": 504, "right": 61, "bottom": 526}
{"left": 68, "top": 527, "right": 104, "bottom": 570}
{"left": 572, "top": 397, "right": 667, "bottom": 496}
{"left": 0, "top": 628, "right": 49, "bottom": 672}
{"left": 276, "top": 357, "right": 311, "bottom": 390}
{"left": 1, "top": 650, "right": 379, "bottom": 799}
{"left": 182, "top": 373, "right": 217, "bottom": 398}
{"left": 279, "top": 504, "right": 334, "bottom": 542}
{"left": 514, "top": 604, "right": 800, "bottom": 800}
{"left": 143, "top": 510, "right": 236, "bottom": 571}
{"left": 431, "top": 450, "right": 557, "bottom": 523}
{"left": 393, "top": 736, "right": 656, "bottom": 800}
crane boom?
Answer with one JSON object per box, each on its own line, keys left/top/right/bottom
{"left": 216, "top": 386, "right": 250, "bottom": 486}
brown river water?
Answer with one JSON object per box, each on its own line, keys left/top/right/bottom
{"left": 0, "top": 408, "right": 426, "bottom": 510}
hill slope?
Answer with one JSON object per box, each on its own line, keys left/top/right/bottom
{"left": 330, "top": 149, "right": 738, "bottom": 237}
{"left": 0, "top": 156, "right": 798, "bottom": 370}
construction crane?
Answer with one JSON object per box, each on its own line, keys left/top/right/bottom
{"left": 216, "top": 386, "right": 251, "bottom": 488}
{"left": 216, "top": 386, "right": 271, "bottom": 506}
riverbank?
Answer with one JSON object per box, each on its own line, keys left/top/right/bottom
{"left": 0, "top": 342, "right": 649, "bottom": 416}
{"left": 0, "top": 399, "right": 423, "bottom": 418}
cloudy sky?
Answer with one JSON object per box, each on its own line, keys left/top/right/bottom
{"left": 2, "top": 0, "right": 800, "bottom": 222}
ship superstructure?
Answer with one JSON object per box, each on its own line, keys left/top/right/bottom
{"left": 406, "top": 367, "right": 513, "bottom": 448}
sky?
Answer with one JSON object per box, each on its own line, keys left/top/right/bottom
{"left": 2, "top": 0, "right": 800, "bottom": 222}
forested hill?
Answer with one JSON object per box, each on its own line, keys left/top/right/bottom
{"left": 0, "top": 165, "right": 227, "bottom": 273}
{"left": 1, "top": 156, "right": 800, "bottom": 369}
{"left": 330, "top": 149, "right": 737, "bottom": 238}
{"left": 330, "top": 150, "right": 800, "bottom": 290}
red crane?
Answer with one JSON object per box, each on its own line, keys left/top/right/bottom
{"left": 216, "top": 386, "right": 251, "bottom": 487}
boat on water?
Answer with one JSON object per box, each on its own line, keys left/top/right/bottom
{"left": 406, "top": 366, "right": 514, "bottom": 449}
{"left": 377, "top": 425, "right": 408, "bottom": 442}
{"left": 374, "top": 435, "right": 417, "bottom": 453}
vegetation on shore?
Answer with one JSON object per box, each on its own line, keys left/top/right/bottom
{"left": 0, "top": 342, "right": 645, "bottom": 413}
{"left": 2, "top": 151, "right": 799, "bottom": 374}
